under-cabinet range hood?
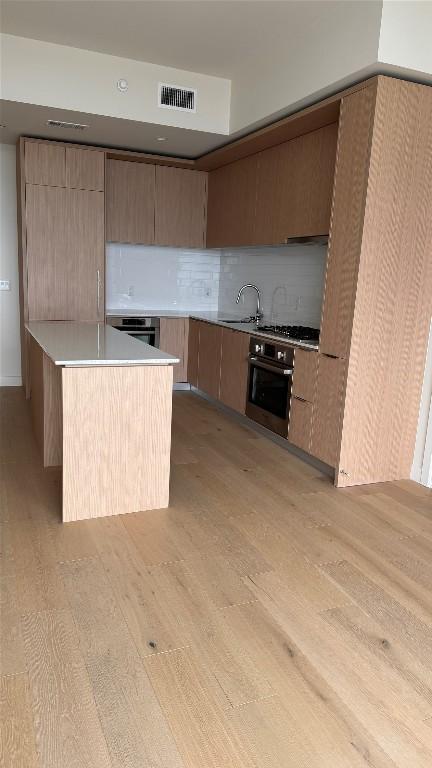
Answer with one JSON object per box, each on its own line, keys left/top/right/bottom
{"left": 283, "top": 235, "right": 328, "bottom": 246}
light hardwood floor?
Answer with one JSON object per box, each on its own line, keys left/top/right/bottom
{"left": 1, "top": 387, "right": 432, "bottom": 768}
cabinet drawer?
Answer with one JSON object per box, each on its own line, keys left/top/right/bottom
{"left": 288, "top": 397, "right": 313, "bottom": 453}
{"left": 292, "top": 348, "right": 318, "bottom": 402}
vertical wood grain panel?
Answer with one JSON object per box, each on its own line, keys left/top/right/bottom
{"left": 310, "top": 354, "right": 345, "bottom": 468}
{"left": 337, "top": 77, "right": 432, "bottom": 486}
{"left": 28, "top": 335, "right": 44, "bottom": 459}
{"left": 160, "top": 317, "right": 188, "bottom": 383}
{"left": 288, "top": 397, "right": 313, "bottom": 453}
{"left": 319, "top": 85, "right": 377, "bottom": 359}
{"left": 219, "top": 328, "right": 250, "bottom": 414}
{"left": 42, "top": 353, "right": 62, "bottom": 467}
{"left": 65, "top": 147, "right": 105, "bottom": 191}
{"left": 187, "top": 319, "right": 200, "bottom": 387}
{"left": 62, "top": 365, "right": 173, "bottom": 521}
{"left": 206, "top": 155, "right": 259, "bottom": 247}
{"left": 24, "top": 141, "right": 65, "bottom": 186}
{"left": 155, "top": 166, "right": 207, "bottom": 248}
{"left": 106, "top": 159, "right": 155, "bottom": 244}
{"left": 197, "top": 322, "right": 222, "bottom": 399}
{"left": 292, "top": 349, "right": 318, "bottom": 403}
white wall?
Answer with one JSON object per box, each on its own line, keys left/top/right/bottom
{"left": 219, "top": 246, "right": 327, "bottom": 327}
{"left": 0, "top": 143, "right": 21, "bottom": 386}
{"left": 379, "top": 1, "right": 432, "bottom": 76}
{"left": 106, "top": 244, "right": 220, "bottom": 313}
{"left": 1, "top": 34, "right": 231, "bottom": 135}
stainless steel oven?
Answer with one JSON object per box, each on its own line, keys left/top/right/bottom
{"left": 107, "top": 316, "right": 160, "bottom": 347}
{"left": 246, "top": 337, "right": 294, "bottom": 437}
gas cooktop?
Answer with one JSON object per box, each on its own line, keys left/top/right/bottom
{"left": 257, "top": 324, "right": 320, "bottom": 342}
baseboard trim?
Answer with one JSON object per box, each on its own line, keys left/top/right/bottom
{"left": 0, "top": 376, "right": 22, "bottom": 387}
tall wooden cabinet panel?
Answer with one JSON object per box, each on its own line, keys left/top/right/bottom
{"left": 187, "top": 319, "right": 200, "bottom": 387}
{"left": 319, "top": 85, "right": 377, "bottom": 359}
{"left": 24, "top": 141, "right": 66, "bottom": 187}
{"left": 254, "top": 123, "right": 338, "bottom": 244}
{"left": 206, "top": 155, "right": 259, "bottom": 247}
{"left": 197, "top": 322, "right": 222, "bottom": 399}
{"left": 26, "top": 184, "right": 104, "bottom": 321}
{"left": 65, "top": 147, "right": 105, "bottom": 191}
{"left": 159, "top": 318, "right": 188, "bottom": 383}
{"left": 309, "top": 355, "right": 345, "bottom": 468}
{"left": 155, "top": 166, "right": 207, "bottom": 248}
{"left": 219, "top": 328, "right": 250, "bottom": 414}
{"left": 106, "top": 159, "right": 155, "bottom": 244}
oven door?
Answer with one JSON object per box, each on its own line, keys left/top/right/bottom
{"left": 246, "top": 357, "right": 293, "bottom": 437}
{"left": 112, "top": 327, "right": 159, "bottom": 347}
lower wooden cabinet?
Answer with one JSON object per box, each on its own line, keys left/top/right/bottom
{"left": 288, "top": 397, "right": 313, "bottom": 452}
{"left": 159, "top": 318, "right": 188, "bottom": 383}
{"left": 292, "top": 348, "right": 318, "bottom": 402}
{"left": 309, "top": 354, "right": 345, "bottom": 467}
{"left": 197, "top": 322, "right": 223, "bottom": 399}
{"left": 187, "top": 319, "right": 200, "bottom": 387}
{"left": 219, "top": 328, "right": 250, "bottom": 414}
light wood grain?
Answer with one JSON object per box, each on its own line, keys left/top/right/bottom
{"left": 219, "top": 327, "right": 250, "bottom": 414}
{"left": 254, "top": 123, "right": 338, "bottom": 244}
{"left": 206, "top": 154, "right": 259, "bottom": 247}
{"left": 292, "top": 348, "right": 318, "bottom": 402}
{"left": 24, "top": 140, "right": 65, "bottom": 186}
{"left": 0, "top": 674, "right": 39, "bottom": 768}
{"left": 288, "top": 396, "right": 313, "bottom": 453}
{"left": 310, "top": 354, "right": 345, "bottom": 467}
{"left": 29, "top": 335, "right": 44, "bottom": 460}
{"left": 187, "top": 318, "right": 200, "bottom": 387}
{"left": 106, "top": 158, "right": 155, "bottom": 244}
{"left": 160, "top": 317, "right": 188, "bottom": 382}
{"left": 62, "top": 364, "right": 173, "bottom": 521}
{"left": 196, "top": 321, "right": 222, "bottom": 399}
{"left": 155, "top": 166, "right": 207, "bottom": 248}
{"left": 28, "top": 336, "right": 62, "bottom": 467}
{"left": 65, "top": 146, "right": 105, "bottom": 191}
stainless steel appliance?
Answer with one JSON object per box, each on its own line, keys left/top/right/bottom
{"left": 246, "top": 337, "right": 294, "bottom": 437}
{"left": 107, "top": 316, "right": 160, "bottom": 347}
{"left": 257, "top": 324, "right": 319, "bottom": 343}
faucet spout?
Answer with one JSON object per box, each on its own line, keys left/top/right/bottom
{"left": 236, "top": 284, "right": 262, "bottom": 322}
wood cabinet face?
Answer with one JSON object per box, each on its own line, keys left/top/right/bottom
{"left": 292, "top": 349, "right": 318, "bottom": 403}
{"left": 309, "top": 354, "right": 345, "bottom": 467}
{"left": 187, "top": 319, "right": 200, "bottom": 387}
{"left": 155, "top": 166, "right": 207, "bottom": 248}
{"left": 206, "top": 155, "right": 259, "bottom": 247}
{"left": 159, "top": 317, "right": 188, "bottom": 383}
{"left": 288, "top": 397, "right": 313, "bottom": 452}
{"left": 197, "top": 321, "right": 222, "bottom": 399}
{"left": 319, "top": 87, "right": 377, "bottom": 359}
{"left": 26, "top": 184, "right": 104, "bottom": 322}
{"left": 65, "top": 147, "right": 105, "bottom": 191}
{"left": 219, "top": 328, "right": 250, "bottom": 414}
{"left": 24, "top": 142, "right": 66, "bottom": 187}
{"left": 106, "top": 159, "right": 155, "bottom": 244}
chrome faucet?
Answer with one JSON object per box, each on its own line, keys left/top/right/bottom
{"left": 236, "top": 284, "right": 263, "bottom": 323}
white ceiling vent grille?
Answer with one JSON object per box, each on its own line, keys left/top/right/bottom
{"left": 46, "top": 119, "right": 89, "bottom": 130}
{"left": 158, "top": 83, "right": 196, "bottom": 112}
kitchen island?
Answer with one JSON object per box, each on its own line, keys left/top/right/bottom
{"left": 26, "top": 322, "right": 179, "bottom": 522}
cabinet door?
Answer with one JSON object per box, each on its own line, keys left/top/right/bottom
{"left": 206, "top": 155, "right": 259, "bottom": 247}
{"left": 159, "top": 318, "right": 188, "bottom": 383}
{"left": 319, "top": 87, "right": 377, "bottom": 358}
{"left": 197, "top": 322, "right": 222, "bottom": 399}
{"left": 106, "top": 159, "right": 155, "bottom": 244}
{"left": 292, "top": 348, "right": 318, "bottom": 403}
{"left": 24, "top": 141, "right": 65, "bottom": 187}
{"left": 254, "top": 123, "right": 338, "bottom": 244}
{"left": 219, "top": 328, "right": 250, "bottom": 414}
{"left": 155, "top": 166, "right": 207, "bottom": 248}
{"left": 26, "top": 184, "right": 104, "bottom": 321}
{"left": 288, "top": 397, "right": 313, "bottom": 452}
{"left": 309, "top": 354, "right": 345, "bottom": 467}
{"left": 187, "top": 319, "right": 200, "bottom": 387}
{"left": 66, "top": 147, "right": 105, "bottom": 191}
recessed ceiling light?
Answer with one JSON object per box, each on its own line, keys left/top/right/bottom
{"left": 156, "top": 136, "right": 167, "bottom": 142}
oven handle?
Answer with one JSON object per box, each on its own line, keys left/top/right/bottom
{"left": 249, "top": 357, "right": 293, "bottom": 376}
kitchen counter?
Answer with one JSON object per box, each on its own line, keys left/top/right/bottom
{"left": 26, "top": 321, "right": 179, "bottom": 366}
{"left": 106, "top": 310, "right": 319, "bottom": 350}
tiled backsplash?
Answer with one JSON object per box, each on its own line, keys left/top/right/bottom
{"left": 219, "top": 245, "right": 327, "bottom": 326}
{"left": 106, "top": 244, "right": 220, "bottom": 311}
{"left": 106, "top": 243, "right": 327, "bottom": 326}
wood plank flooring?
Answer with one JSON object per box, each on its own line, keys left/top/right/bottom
{"left": 1, "top": 386, "right": 432, "bottom": 767}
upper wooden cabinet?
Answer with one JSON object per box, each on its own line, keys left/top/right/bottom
{"left": 155, "top": 166, "right": 207, "bottom": 248}
{"left": 106, "top": 159, "right": 155, "bottom": 245}
{"left": 206, "top": 155, "right": 259, "bottom": 248}
{"left": 24, "top": 142, "right": 66, "bottom": 187}
{"left": 65, "top": 147, "right": 104, "bottom": 191}
{"left": 219, "top": 328, "right": 250, "bottom": 414}
{"left": 254, "top": 124, "right": 338, "bottom": 244}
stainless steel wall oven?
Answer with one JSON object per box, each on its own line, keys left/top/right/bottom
{"left": 246, "top": 337, "right": 294, "bottom": 436}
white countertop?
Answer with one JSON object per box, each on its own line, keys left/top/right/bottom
{"left": 106, "top": 309, "right": 319, "bottom": 350}
{"left": 26, "top": 322, "right": 180, "bottom": 367}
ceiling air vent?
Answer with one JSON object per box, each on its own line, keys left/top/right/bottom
{"left": 158, "top": 83, "right": 196, "bottom": 112}
{"left": 46, "top": 119, "right": 89, "bottom": 130}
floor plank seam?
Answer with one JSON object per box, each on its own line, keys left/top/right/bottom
{"left": 213, "top": 598, "right": 259, "bottom": 611}
{"left": 229, "top": 692, "right": 278, "bottom": 709}
{"left": 140, "top": 644, "right": 193, "bottom": 659}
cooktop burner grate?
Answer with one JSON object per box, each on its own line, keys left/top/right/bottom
{"left": 258, "top": 324, "right": 320, "bottom": 341}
